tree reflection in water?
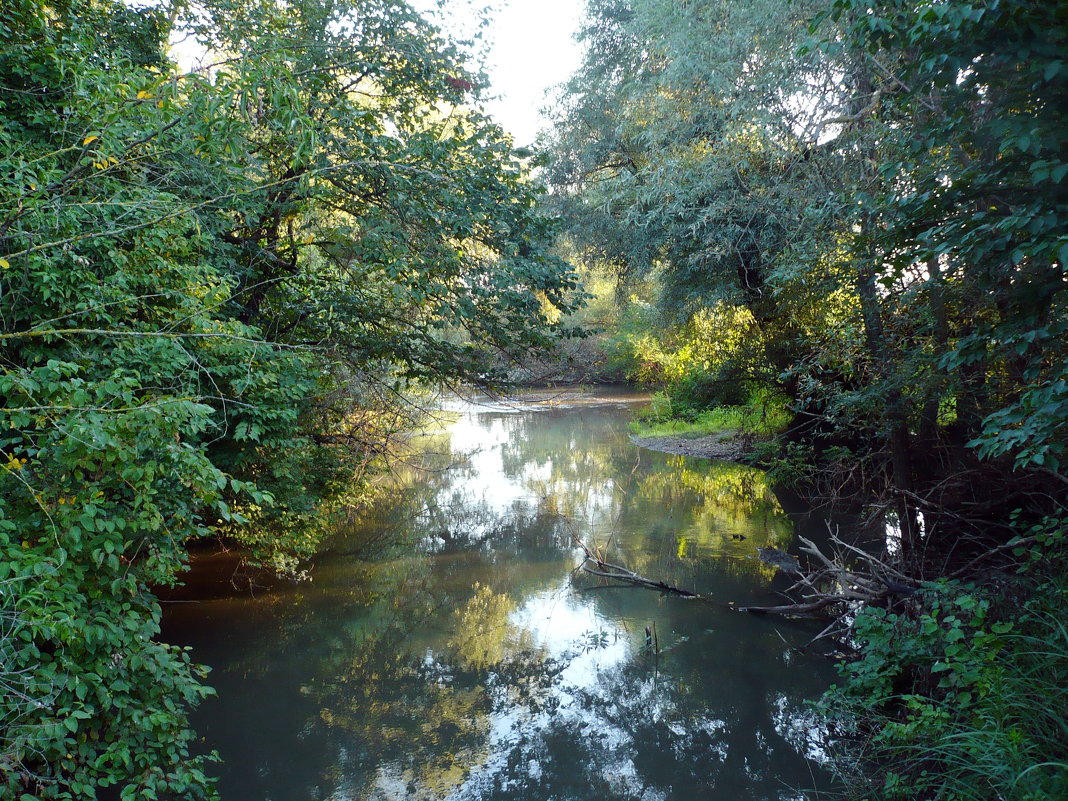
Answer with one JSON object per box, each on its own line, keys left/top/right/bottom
{"left": 302, "top": 583, "right": 832, "bottom": 800}
{"left": 164, "top": 390, "right": 837, "bottom": 801}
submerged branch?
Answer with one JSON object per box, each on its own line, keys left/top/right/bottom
{"left": 568, "top": 529, "right": 701, "bottom": 598}
{"left": 580, "top": 561, "right": 700, "bottom": 597}
{"left": 736, "top": 529, "right": 919, "bottom": 620}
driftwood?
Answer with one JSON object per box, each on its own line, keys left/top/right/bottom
{"left": 736, "top": 526, "right": 1047, "bottom": 652}
{"left": 581, "top": 560, "right": 700, "bottom": 597}
{"left": 735, "top": 530, "right": 921, "bottom": 619}
{"left": 569, "top": 526, "right": 912, "bottom": 616}
{"left": 570, "top": 532, "right": 701, "bottom": 598}
{"left": 566, "top": 513, "right": 1039, "bottom": 651}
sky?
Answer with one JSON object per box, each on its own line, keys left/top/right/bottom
{"left": 169, "top": 1, "right": 585, "bottom": 147}
{"left": 414, "top": 0, "right": 586, "bottom": 146}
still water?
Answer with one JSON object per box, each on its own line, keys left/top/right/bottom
{"left": 163, "top": 389, "right": 838, "bottom": 801}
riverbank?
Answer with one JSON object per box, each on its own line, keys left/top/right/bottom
{"left": 629, "top": 430, "right": 761, "bottom": 462}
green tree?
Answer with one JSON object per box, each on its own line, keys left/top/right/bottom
{"left": 0, "top": 0, "right": 582, "bottom": 795}
{"left": 544, "top": 0, "right": 855, "bottom": 405}
{"left": 820, "top": 0, "right": 1067, "bottom": 475}
{"left": 549, "top": 0, "right": 1066, "bottom": 539}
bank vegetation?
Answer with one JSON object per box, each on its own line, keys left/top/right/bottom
{"left": 0, "top": 0, "right": 583, "bottom": 796}
{"left": 544, "top": 1, "right": 1066, "bottom": 798}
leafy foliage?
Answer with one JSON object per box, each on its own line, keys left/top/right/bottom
{"left": 629, "top": 388, "right": 791, "bottom": 440}
{"left": 0, "top": 0, "right": 582, "bottom": 795}
{"left": 548, "top": 0, "right": 1067, "bottom": 509}
{"left": 817, "top": 0, "right": 1068, "bottom": 475}
{"left": 826, "top": 568, "right": 1068, "bottom": 801}
{"left": 551, "top": 1, "right": 1067, "bottom": 796}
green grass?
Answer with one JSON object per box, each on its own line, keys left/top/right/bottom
{"left": 629, "top": 392, "right": 792, "bottom": 439}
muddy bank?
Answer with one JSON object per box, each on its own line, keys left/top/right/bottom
{"left": 629, "top": 430, "right": 758, "bottom": 462}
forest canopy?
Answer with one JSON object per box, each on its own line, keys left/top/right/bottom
{"left": 545, "top": 2, "right": 1066, "bottom": 797}
{"left": 2, "top": 0, "right": 1066, "bottom": 797}
{"left": 0, "top": 0, "right": 582, "bottom": 796}
{"left": 545, "top": 0, "right": 1067, "bottom": 532}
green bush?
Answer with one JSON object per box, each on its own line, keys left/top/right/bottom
{"left": 823, "top": 534, "right": 1068, "bottom": 801}
{"left": 668, "top": 367, "right": 750, "bottom": 417}
{"left": 630, "top": 386, "right": 791, "bottom": 439}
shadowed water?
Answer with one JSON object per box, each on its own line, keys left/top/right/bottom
{"left": 163, "top": 388, "right": 839, "bottom": 801}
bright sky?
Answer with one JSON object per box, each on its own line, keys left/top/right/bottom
{"left": 415, "top": 0, "right": 585, "bottom": 146}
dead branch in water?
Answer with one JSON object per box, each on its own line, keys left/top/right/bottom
{"left": 735, "top": 530, "right": 921, "bottom": 619}
{"left": 564, "top": 508, "right": 1041, "bottom": 654}
{"left": 568, "top": 529, "right": 701, "bottom": 598}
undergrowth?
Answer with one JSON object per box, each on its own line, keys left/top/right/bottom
{"left": 629, "top": 387, "right": 791, "bottom": 439}
{"left": 822, "top": 517, "right": 1068, "bottom": 800}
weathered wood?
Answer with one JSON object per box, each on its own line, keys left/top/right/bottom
{"left": 582, "top": 561, "right": 700, "bottom": 597}
{"left": 735, "top": 597, "right": 842, "bottom": 616}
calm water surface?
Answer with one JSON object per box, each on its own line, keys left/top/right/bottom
{"left": 163, "top": 389, "right": 838, "bottom": 801}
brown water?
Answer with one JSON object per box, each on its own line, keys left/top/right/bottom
{"left": 163, "top": 388, "right": 839, "bottom": 801}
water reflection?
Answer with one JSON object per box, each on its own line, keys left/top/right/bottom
{"left": 163, "top": 389, "right": 836, "bottom": 801}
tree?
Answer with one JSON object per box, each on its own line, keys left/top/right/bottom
{"left": 0, "top": 0, "right": 582, "bottom": 795}
{"left": 821, "top": 0, "right": 1067, "bottom": 475}
{"left": 548, "top": 0, "right": 1066, "bottom": 545}
{"left": 546, "top": 0, "right": 874, "bottom": 389}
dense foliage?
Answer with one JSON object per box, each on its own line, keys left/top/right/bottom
{"left": 547, "top": 0, "right": 1066, "bottom": 533}
{"left": 0, "top": 0, "right": 581, "bottom": 796}
{"left": 548, "top": 0, "right": 1066, "bottom": 796}
{"left": 3, "top": 0, "right": 1065, "bottom": 794}
{"left": 827, "top": 569, "right": 1068, "bottom": 800}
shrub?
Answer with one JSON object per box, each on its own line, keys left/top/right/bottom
{"left": 823, "top": 543, "right": 1068, "bottom": 801}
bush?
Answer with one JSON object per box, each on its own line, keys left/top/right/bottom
{"left": 631, "top": 386, "right": 791, "bottom": 439}
{"left": 667, "top": 367, "right": 750, "bottom": 418}
{"left": 823, "top": 537, "right": 1068, "bottom": 801}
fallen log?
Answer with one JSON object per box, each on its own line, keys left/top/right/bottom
{"left": 581, "top": 560, "right": 700, "bottom": 597}
{"left": 733, "top": 529, "right": 930, "bottom": 630}
{"left": 733, "top": 597, "right": 842, "bottom": 615}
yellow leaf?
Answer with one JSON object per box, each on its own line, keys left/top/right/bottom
{"left": 136, "top": 90, "right": 155, "bottom": 100}
{"left": 0, "top": 258, "right": 9, "bottom": 270}
{"left": 83, "top": 135, "right": 98, "bottom": 146}
{"left": 108, "top": 156, "right": 119, "bottom": 165}
{"left": 157, "top": 100, "right": 164, "bottom": 108}
{"left": 29, "top": 183, "right": 36, "bottom": 190}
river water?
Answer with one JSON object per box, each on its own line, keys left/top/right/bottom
{"left": 162, "top": 388, "right": 838, "bottom": 801}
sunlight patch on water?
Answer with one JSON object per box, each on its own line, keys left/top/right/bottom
{"left": 166, "top": 388, "right": 838, "bottom": 801}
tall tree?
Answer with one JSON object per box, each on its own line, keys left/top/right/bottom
{"left": 549, "top": 0, "right": 1066, "bottom": 543}
{"left": 0, "top": 0, "right": 582, "bottom": 795}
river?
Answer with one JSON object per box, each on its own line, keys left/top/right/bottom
{"left": 162, "top": 388, "right": 839, "bottom": 801}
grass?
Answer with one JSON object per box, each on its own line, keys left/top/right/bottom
{"left": 825, "top": 569, "right": 1068, "bottom": 801}
{"left": 629, "top": 391, "right": 792, "bottom": 439}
